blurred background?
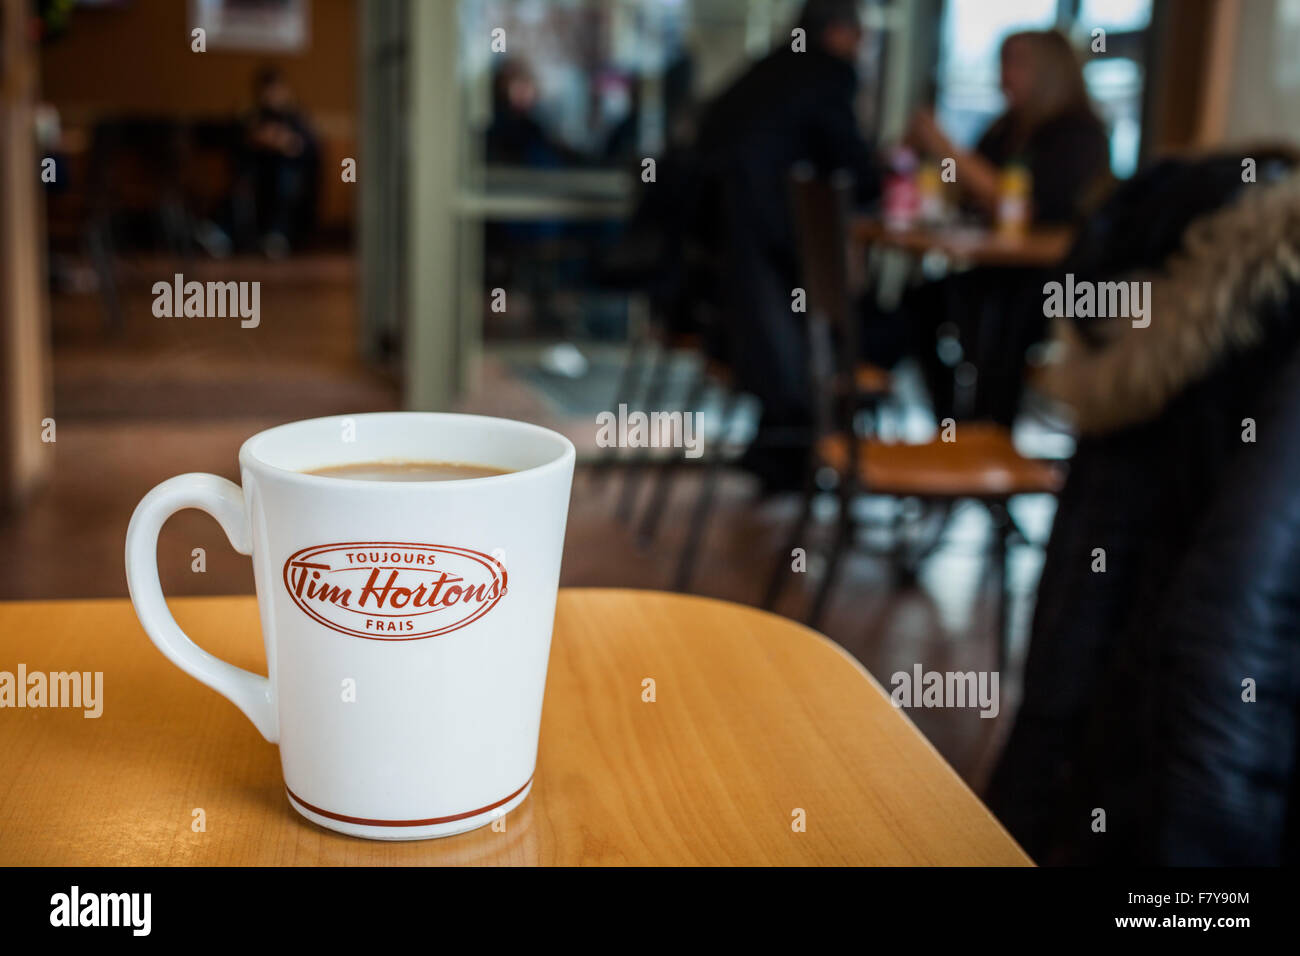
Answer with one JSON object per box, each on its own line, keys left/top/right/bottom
{"left": 4, "top": 0, "right": 1300, "bottom": 861}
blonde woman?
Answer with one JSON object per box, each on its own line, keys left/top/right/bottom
{"left": 908, "top": 29, "right": 1111, "bottom": 223}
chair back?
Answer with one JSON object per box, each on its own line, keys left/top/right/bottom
{"left": 788, "top": 165, "right": 859, "bottom": 443}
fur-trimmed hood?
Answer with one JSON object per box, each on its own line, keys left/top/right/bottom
{"left": 1038, "top": 169, "right": 1300, "bottom": 435}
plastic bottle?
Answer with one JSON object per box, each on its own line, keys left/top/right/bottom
{"left": 883, "top": 147, "right": 920, "bottom": 231}
{"left": 997, "top": 163, "right": 1031, "bottom": 236}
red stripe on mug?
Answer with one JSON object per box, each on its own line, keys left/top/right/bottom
{"left": 285, "top": 776, "right": 533, "bottom": 827}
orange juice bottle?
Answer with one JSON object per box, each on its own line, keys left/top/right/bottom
{"left": 917, "top": 162, "right": 944, "bottom": 225}
{"left": 997, "top": 164, "right": 1031, "bottom": 236}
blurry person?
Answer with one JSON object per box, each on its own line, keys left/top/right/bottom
{"left": 234, "top": 66, "right": 320, "bottom": 258}
{"left": 485, "top": 58, "right": 579, "bottom": 168}
{"left": 601, "top": 53, "right": 696, "bottom": 165}
{"left": 690, "top": 0, "right": 881, "bottom": 492}
{"left": 896, "top": 31, "right": 1112, "bottom": 424}
{"left": 482, "top": 58, "right": 583, "bottom": 342}
{"left": 987, "top": 147, "right": 1300, "bottom": 865}
{"left": 906, "top": 29, "right": 1111, "bottom": 224}
{"left": 599, "top": 74, "right": 641, "bottom": 166}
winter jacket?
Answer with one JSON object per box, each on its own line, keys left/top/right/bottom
{"left": 987, "top": 152, "right": 1300, "bottom": 865}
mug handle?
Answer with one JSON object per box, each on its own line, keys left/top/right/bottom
{"left": 125, "top": 473, "right": 277, "bottom": 743}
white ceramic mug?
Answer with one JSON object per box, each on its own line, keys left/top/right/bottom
{"left": 125, "top": 412, "right": 575, "bottom": 840}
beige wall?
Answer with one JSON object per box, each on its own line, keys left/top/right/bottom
{"left": 40, "top": 0, "right": 357, "bottom": 128}
{"left": 39, "top": 0, "right": 359, "bottom": 228}
{"left": 1223, "top": 0, "right": 1300, "bottom": 143}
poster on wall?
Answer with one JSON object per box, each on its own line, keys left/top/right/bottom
{"left": 189, "top": 0, "right": 310, "bottom": 53}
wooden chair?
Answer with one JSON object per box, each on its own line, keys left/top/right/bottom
{"left": 595, "top": 171, "right": 894, "bottom": 594}
{"left": 655, "top": 230, "right": 893, "bottom": 593}
{"left": 588, "top": 236, "right": 729, "bottom": 507}
{"left": 600, "top": 255, "right": 751, "bottom": 592}
{"left": 762, "top": 168, "right": 1062, "bottom": 671}
{"left": 84, "top": 119, "right": 195, "bottom": 331}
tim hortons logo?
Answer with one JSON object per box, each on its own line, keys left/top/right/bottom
{"left": 283, "top": 542, "right": 507, "bottom": 640}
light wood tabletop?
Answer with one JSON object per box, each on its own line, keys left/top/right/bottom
{"left": 853, "top": 217, "right": 1073, "bottom": 268}
{"left": 0, "top": 589, "right": 1029, "bottom": 865}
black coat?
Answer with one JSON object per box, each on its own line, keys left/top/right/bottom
{"left": 987, "top": 154, "right": 1300, "bottom": 865}
{"left": 690, "top": 48, "right": 880, "bottom": 487}
{"left": 694, "top": 47, "right": 880, "bottom": 264}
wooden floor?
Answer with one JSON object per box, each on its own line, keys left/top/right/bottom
{"left": 2, "top": 253, "right": 1056, "bottom": 793}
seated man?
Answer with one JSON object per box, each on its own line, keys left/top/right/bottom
{"left": 234, "top": 67, "right": 320, "bottom": 257}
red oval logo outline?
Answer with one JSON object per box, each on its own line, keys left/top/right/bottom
{"left": 282, "top": 541, "right": 508, "bottom": 640}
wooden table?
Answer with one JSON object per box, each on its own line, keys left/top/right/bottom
{"left": 853, "top": 217, "right": 1073, "bottom": 268}
{"left": 0, "top": 590, "right": 1029, "bottom": 865}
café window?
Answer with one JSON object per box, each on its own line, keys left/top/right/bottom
{"left": 935, "top": 0, "right": 1152, "bottom": 177}
{"left": 454, "top": 0, "right": 806, "bottom": 345}
{"left": 458, "top": 0, "right": 698, "bottom": 173}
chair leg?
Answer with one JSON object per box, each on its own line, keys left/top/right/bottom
{"left": 592, "top": 331, "right": 648, "bottom": 491}
{"left": 673, "top": 391, "right": 739, "bottom": 592}
{"left": 617, "top": 343, "right": 671, "bottom": 522}
{"left": 637, "top": 365, "right": 710, "bottom": 547}
{"left": 87, "top": 219, "right": 123, "bottom": 333}
{"left": 1004, "top": 507, "right": 1033, "bottom": 548}
{"left": 761, "top": 469, "right": 817, "bottom": 610}
{"left": 672, "top": 455, "right": 722, "bottom": 593}
{"left": 989, "top": 501, "right": 1013, "bottom": 674}
{"left": 892, "top": 498, "right": 954, "bottom": 583}
{"left": 807, "top": 507, "right": 854, "bottom": 630}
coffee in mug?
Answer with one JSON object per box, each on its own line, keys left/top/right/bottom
{"left": 305, "top": 461, "right": 512, "bottom": 481}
